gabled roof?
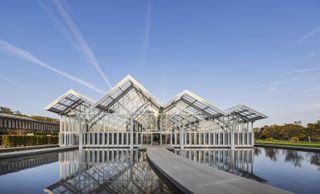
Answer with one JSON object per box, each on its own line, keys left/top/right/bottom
{"left": 94, "top": 75, "right": 161, "bottom": 110}
{"left": 45, "top": 75, "right": 267, "bottom": 126}
{"left": 45, "top": 89, "right": 95, "bottom": 115}
{"left": 163, "top": 90, "right": 225, "bottom": 117}
{"left": 224, "top": 104, "right": 267, "bottom": 122}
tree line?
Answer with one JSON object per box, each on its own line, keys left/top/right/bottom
{"left": 0, "top": 106, "right": 59, "bottom": 123}
{"left": 254, "top": 120, "right": 320, "bottom": 142}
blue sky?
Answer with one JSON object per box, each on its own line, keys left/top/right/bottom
{"left": 0, "top": 0, "right": 320, "bottom": 126}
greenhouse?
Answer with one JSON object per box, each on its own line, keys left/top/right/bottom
{"left": 45, "top": 75, "right": 267, "bottom": 149}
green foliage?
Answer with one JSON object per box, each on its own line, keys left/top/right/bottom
{"left": 0, "top": 130, "right": 58, "bottom": 136}
{"left": 266, "top": 137, "right": 274, "bottom": 142}
{"left": 0, "top": 106, "right": 59, "bottom": 123}
{"left": 256, "top": 139, "right": 320, "bottom": 148}
{"left": 30, "top": 115, "right": 59, "bottom": 123}
{"left": 0, "top": 106, "right": 13, "bottom": 114}
{"left": 255, "top": 120, "right": 320, "bottom": 142}
{"left": 1, "top": 135, "right": 58, "bottom": 147}
{"left": 307, "top": 120, "right": 320, "bottom": 129}
{"left": 290, "top": 136, "right": 299, "bottom": 142}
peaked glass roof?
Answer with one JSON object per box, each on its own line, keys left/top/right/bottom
{"left": 46, "top": 75, "right": 267, "bottom": 132}
{"left": 224, "top": 105, "right": 267, "bottom": 122}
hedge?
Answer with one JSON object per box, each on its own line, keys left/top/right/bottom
{"left": 1, "top": 135, "right": 58, "bottom": 147}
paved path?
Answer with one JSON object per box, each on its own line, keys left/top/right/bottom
{"left": 0, "top": 146, "right": 77, "bottom": 159}
{"left": 0, "top": 144, "right": 58, "bottom": 153}
{"left": 138, "top": 144, "right": 174, "bottom": 151}
{"left": 147, "top": 148, "right": 293, "bottom": 194}
{"left": 255, "top": 144, "right": 320, "bottom": 152}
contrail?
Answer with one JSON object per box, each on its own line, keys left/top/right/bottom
{"left": 297, "top": 26, "right": 320, "bottom": 44}
{"left": 0, "top": 39, "right": 104, "bottom": 94}
{"left": 268, "top": 75, "right": 311, "bottom": 92}
{"left": 139, "top": 0, "right": 152, "bottom": 83}
{"left": 0, "top": 74, "right": 27, "bottom": 88}
{"left": 40, "top": 0, "right": 112, "bottom": 88}
{"left": 140, "top": 0, "right": 152, "bottom": 66}
{"left": 280, "top": 68, "right": 320, "bottom": 75}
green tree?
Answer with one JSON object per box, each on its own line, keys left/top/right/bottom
{"left": 0, "top": 106, "right": 13, "bottom": 114}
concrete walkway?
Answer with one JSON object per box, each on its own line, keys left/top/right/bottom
{"left": 0, "top": 144, "right": 58, "bottom": 153}
{"left": 138, "top": 144, "right": 174, "bottom": 151}
{"left": 255, "top": 144, "right": 320, "bottom": 152}
{"left": 147, "top": 148, "right": 293, "bottom": 194}
{"left": 0, "top": 146, "right": 77, "bottom": 159}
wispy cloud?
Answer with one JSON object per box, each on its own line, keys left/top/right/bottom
{"left": 268, "top": 75, "right": 309, "bottom": 92}
{"left": 40, "top": 0, "right": 112, "bottom": 88}
{"left": 140, "top": 0, "right": 152, "bottom": 66}
{"left": 297, "top": 26, "right": 320, "bottom": 44}
{"left": 0, "top": 74, "right": 27, "bottom": 88}
{"left": 0, "top": 39, "right": 104, "bottom": 94}
{"left": 280, "top": 68, "right": 320, "bottom": 75}
{"left": 268, "top": 67, "right": 320, "bottom": 92}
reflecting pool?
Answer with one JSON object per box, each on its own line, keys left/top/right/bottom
{"left": 175, "top": 147, "right": 320, "bottom": 194}
{"left": 0, "top": 149, "right": 172, "bottom": 194}
{"left": 0, "top": 147, "right": 319, "bottom": 194}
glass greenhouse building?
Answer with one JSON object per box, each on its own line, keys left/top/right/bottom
{"left": 45, "top": 75, "right": 267, "bottom": 149}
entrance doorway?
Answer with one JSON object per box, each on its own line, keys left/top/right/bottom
{"left": 152, "top": 133, "right": 160, "bottom": 145}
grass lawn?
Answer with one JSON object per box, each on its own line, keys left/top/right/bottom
{"left": 255, "top": 139, "right": 320, "bottom": 148}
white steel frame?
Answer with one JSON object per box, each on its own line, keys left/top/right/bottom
{"left": 45, "top": 75, "right": 267, "bottom": 149}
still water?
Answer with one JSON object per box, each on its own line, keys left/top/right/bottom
{"left": 0, "top": 147, "right": 319, "bottom": 194}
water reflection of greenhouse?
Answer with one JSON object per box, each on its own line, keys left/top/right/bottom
{"left": 44, "top": 148, "right": 262, "bottom": 194}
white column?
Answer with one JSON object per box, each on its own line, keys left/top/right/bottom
{"left": 237, "top": 131, "right": 240, "bottom": 146}
{"left": 242, "top": 131, "right": 245, "bottom": 147}
{"left": 63, "top": 117, "right": 67, "bottom": 146}
{"left": 121, "top": 133, "right": 124, "bottom": 145}
{"left": 180, "top": 128, "right": 184, "bottom": 149}
{"left": 136, "top": 132, "right": 138, "bottom": 146}
{"left": 102, "top": 132, "right": 105, "bottom": 146}
{"left": 251, "top": 122, "right": 254, "bottom": 146}
{"left": 174, "top": 132, "right": 177, "bottom": 145}
{"left": 59, "top": 116, "right": 63, "bottom": 145}
{"left": 116, "top": 133, "right": 119, "bottom": 145}
{"left": 231, "top": 129, "right": 235, "bottom": 150}
{"left": 213, "top": 133, "right": 215, "bottom": 145}
{"left": 97, "top": 133, "right": 99, "bottom": 146}
{"left": 222, "top": 132, "right": 225, "bottom": 146}
{"left": 130, "top": 117, "right": 134, "bottom": 149}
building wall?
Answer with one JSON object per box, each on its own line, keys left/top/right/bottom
{"left": 0, "top": 115, "right": 59, "bottom": 132}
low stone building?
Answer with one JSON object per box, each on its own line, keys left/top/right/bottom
{"left": 0, "top": 113, "right": 59, "bottom": 132}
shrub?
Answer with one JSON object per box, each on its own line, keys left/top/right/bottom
{"left": 266, "top": 137, "right": 274, "bottom": 142}
{"left": 1, "top": 135, "right": 58, "bottom": 147}
{"left": 290, "top": 136, "right": 299, "bottom": 142}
